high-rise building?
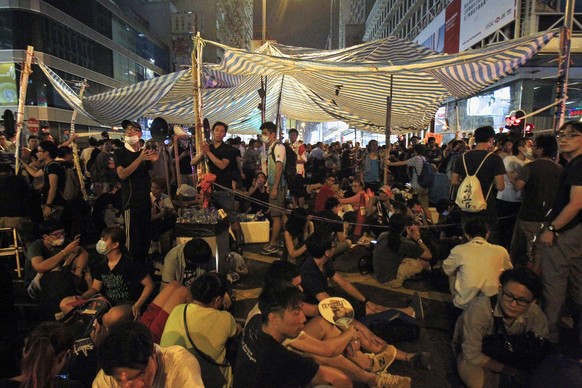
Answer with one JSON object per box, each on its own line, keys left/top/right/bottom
{"left": 167, "top": 0, "right": 253, "bottom": 66}
{"left": 0, "top": 0, "right": 171, "bottom": 135}
{"left": 363, "top": 0, "right": 582, "bottom": 133}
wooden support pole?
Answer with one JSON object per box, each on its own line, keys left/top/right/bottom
{"left": 191, "top": 31, "right": 205, "bottom": 177}
{"left": 14, "top": 46, "right": 34, "bottom": 173}
{"left": 70, "top": 80, "right": 89, "bottom": 200}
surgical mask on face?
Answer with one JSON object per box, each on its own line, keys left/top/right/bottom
{"left": 96, "top": 239, "right": 111, "bottom": 255}
{"left": 261, "top": 134, "right": 269, "bottom": 143}
{"left": 124, "top": 135, "right": 140, "bottom": 145}
{"left": 524, "top": 147, "right": 533, "bottom": 158}
{"left": 52, "top": 237, "right": 65, "bottom": 247}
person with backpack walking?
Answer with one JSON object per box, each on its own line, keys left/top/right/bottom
{"left": 451, "top": 125, "right": 506, "bottom": 245}
{"left": 386, "top": 143, "right": 434, "bottom": 223}
{"left": 259, "top": 122, "right": 286, "bottom": 255}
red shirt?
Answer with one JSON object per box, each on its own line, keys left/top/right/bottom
{"left": 314, "top": 185, "right": 336, "bottom": 213}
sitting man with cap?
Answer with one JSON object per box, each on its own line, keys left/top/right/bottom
{"left": 113, "top": 120, "right": 158, "bottom": 264}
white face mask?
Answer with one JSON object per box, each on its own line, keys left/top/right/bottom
{"left": 261, "top": 134, "right": 269, "bottom": 143}
{"left": 524, "top": 147, "right": 533, "bottom": 158}
{"left": 96, "top": 239, "right": 111, "bottom": 255}
{"left": 124, "top": 135, "right": 140, "bottom": 145}
{"left": 52, "top": 237, "right": 65, "bottom": 247}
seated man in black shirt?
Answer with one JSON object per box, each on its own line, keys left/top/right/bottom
{"left": 314, "top": 197, "right": 351, "bottom": 255}
{"left": 301, "top": 233, "right": 416, "bottom": 320}
{"left": 234, "top": 281, "right": 351, "bottom": 388}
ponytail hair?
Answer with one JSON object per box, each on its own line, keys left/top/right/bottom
{"left": 20, "top": 321, "right": 74, "bottom": 388}
{"left": 190, "top": 272, "right": 227, "bottom": 305}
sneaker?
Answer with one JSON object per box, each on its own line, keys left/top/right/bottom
{"left": 365, "top": 344, "right": 397, "bottom": 373}
{"left": 260, "top": 244, "right": 278, "bottom": 255}
{"left": 409, "top": 352, "right": 431, "bottom": 370}
{"left": 374, "top": 371, "right": 412, "bottom": 388}
{"left": 410, "top": 292, "right": 424, "bottom": 320}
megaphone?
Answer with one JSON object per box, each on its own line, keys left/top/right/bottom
{"left": 150, "top": 117, "right": 169, "bottom": 142}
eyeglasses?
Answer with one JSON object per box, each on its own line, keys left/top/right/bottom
{"left": 501, "top": 289, "right": 533, "bottom": 307}
{"left": 556, "top": 132, "right": 582, "bottom": 140}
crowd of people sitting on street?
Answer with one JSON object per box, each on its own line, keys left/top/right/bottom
{"left": 0, "top": 118, "right": 581, "bottom": 387}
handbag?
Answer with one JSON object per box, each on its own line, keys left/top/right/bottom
{"left": 481, "top": 296, "right": 554, "bottom": 370}
{"left": 183, "top": 304, "right": 228, "bottom": 387}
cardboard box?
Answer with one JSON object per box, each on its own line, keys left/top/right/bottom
{"left": 240, "top": 220, "right": 270, "bottom": 243}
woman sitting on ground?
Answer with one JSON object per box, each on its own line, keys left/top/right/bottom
{"left": 160, "top": 272, "right": 240, "bottom": 387}
{"left": 282, "top": 208, "right": 314, "bottom": 266}
{"left": 1, "top": 321, "right": 80, "bottom": 387}
{"left": 60, "top": 226, "right": 154, "bottom": 327}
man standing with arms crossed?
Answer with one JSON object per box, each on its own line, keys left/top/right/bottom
{"left": 539, "top": 121, "right": 582, "bottom": 344}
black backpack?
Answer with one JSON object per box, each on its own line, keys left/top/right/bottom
{"left": 270, "top": 142, "right": 297, "bottom": 183}
{"left": 416, "top": 157, "right": 435, "bottom": 188}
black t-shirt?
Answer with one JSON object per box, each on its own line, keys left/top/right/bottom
{"left": 372, "top": 232, "right": 423, "bottom": 283}
{"left": 92, "top": 255, "right": 147, "bottom": 303}
{"left": 0, "top": 174, "right": 31, "bottom": 217}
{"left": 299, "top": 257, "right": 335, "bottom": 305}
{"left": 43, "top": 161, "right": 66, "bottom": 206}
{"left": 313, "top": 210, "right": 343, "bottom": 237}
{"left": 234, "top": 315, "right": 319, "bottom": 388}
{"left": 548, "top": 154, "right": 582, "bottom": 230}
{"left": 207, "top": 143, "right": 238, "bottom": 190}
{"left": 249, "top": 189, "right": 269, "bottom": 213}
{"left": 517, "top": 159, "right": 563, "bottom": 222}
{"left": 113, "top": 147, "right": 151, "bottom": 210}
{"left": 452, "top": 150, "right": 506, "bottom": 213}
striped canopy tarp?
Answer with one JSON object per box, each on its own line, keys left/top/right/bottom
{"left": 38, "top": 30, "right": 557, "bottom": 134}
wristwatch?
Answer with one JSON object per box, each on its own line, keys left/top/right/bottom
{"left": 547, "top": 225, "right": 558, "bottom": 234}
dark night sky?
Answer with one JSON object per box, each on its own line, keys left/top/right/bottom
{"left": 253, "top": 0, "right": 331, "bottom": 49}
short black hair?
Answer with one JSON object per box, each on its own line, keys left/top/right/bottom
{"left": 58, "top": 146, "right": 73, "bottom": 158}
{"left": 260, "top": 121, "right": 277, "bottom": 134}
{"left": 190, "top": 272, "right": 227, "bottom": 305}
{"left": 534, "top": 134, "right": 557, "bottom": 157}
{"left": 212, "top": 121, "right": 228, "bottom": 132}
{"left": 463, "top": 218, "right": 488, "bottom": 238}
{"left": 183, "top": 238, "right": 212, "bottom": 264}
{"left": 99, "top": 321, "right": 153, "bottom": 376}
{"left": 27, "top": 135, "right": 38, "bottom": 141}
{"left": 413, "top": 143, "right": 428, "bottom": 156}
{"left": 39, "top": 140, "right": 58, "bottom": 158}
{"left": 499, "top": 267, "right": 543, "bottom": 300}
{"left": 288, "top": 128, "right": 298, "bottom": 136}
{"left": 559, "top": 120, "right": 582, "bottom": 134}
{"left": 264, "top": 260, "right": 300, "bottom": 285}
{"left": 511, "top": 137, "right": 528, "bottom": 156}
{"left": 306, "top": 233, "right": 333, "bottom": 259}
{"left": 259, "top": 280, "right": 304, "bottom": 323}
{"left": 324, "top": 197, "right": 340, "bottom": 211}
{"left": 101, "top": 226, "right": 126, "bottom": 248}
{"left": 88, "top": 137, "right": 98, "bottom": 147}
{"left": 474, "top": 125, "right": 496, "bottom": 143}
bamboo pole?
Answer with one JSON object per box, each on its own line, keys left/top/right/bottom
{"left": 191, "top": 32, "right": 205, "bottom": 177}
{"left": 275, "top": 75, "right": 285, "bottom": 140}
{"left": 14, "top": 46, "right": 34, "bottom": 173}
{"left": 383, "top": 75, "right": 393, "bottom": 185}
{"left": 70, "top": 80, "right": 89, "bottom": 200}
{"left": 553, "top": 0, "right": 575, "bottom": 133}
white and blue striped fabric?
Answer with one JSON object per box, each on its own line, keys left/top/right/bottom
{"left": 37, "top": 30, "right": 557, "bottom": 134}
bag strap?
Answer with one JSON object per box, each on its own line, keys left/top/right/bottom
{"left": 183, "top": 304, "right": 229, "bottom": 367}
{"left": 488, "top": 295, "right": 507, "bottom": 335}
{"left": 463, "top": 152, "right": 495, "bottom": 201}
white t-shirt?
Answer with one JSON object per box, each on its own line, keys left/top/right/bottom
{"left": 496, "top": 155, "right": 528, "bottom": 202}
